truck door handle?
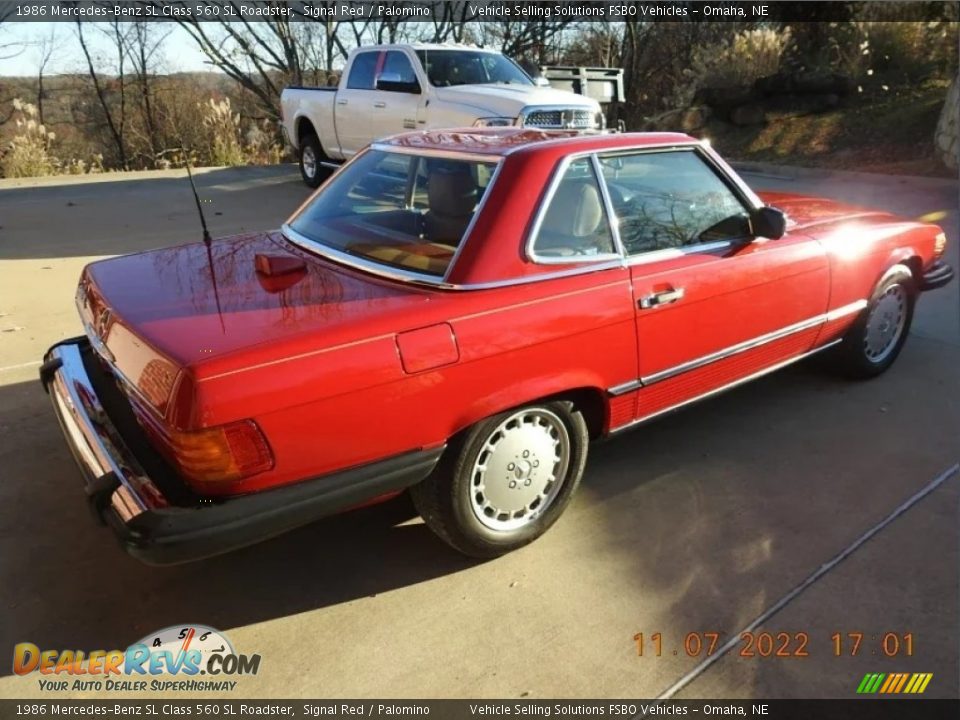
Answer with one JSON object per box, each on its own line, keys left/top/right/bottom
{"left": 374, "top": 101, "right": 386, "bottom": 108}
{"left": 336, "top": 99, "right": 348, "bottom": 106}
{"left": 638, "top": 287, "right": 685, "bottom": 309}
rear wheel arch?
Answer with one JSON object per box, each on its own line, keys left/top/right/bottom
{"left": 295, "top": 116, "right": 317, "bottom": 145}
{"left": 902, "top": 256, "right": 923, "bottom": 286}
{"left": 446, "top": 385, "right": 609, "bottom": 446}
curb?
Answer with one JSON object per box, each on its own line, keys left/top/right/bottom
{"left": 0, "top": 164, "right": 298, "bottom": 190}
{"left": 731, "top": 160, "right": 958, "bottom": 189}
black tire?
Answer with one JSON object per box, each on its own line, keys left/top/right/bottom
{"left": 831, "top": 264, "right": 917, "bottom": 378}
{"left": 411, "top": 401, "right": 589, "bottom": 558}
{"left": 298, "top": 133, "right": 328, "bottom": 188}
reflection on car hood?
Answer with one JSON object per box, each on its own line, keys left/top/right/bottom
{"left": 757, "top": 191, "right": 894, "bottom": 231}
{"left": 81, "top": 231, "right": 439, "bottom": 375}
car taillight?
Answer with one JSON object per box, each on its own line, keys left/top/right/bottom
{"left": 168, "top": 420, "right": 274, "bottom": 486}
{"left": 935, "top": 232, "right": 947, "bottom": 257}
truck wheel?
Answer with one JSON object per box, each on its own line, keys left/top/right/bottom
{"left": 411, "top": 401, "right": 588, "bottom": 558}
{"left": 832, "top": 264, "right": 916, "bottom": 378}
{"left": 298, "top": 134, "right": 328, "bottom": 188}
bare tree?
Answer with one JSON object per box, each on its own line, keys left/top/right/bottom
{"left": 124, "top": 21, "right": 171, "bottom": 165}
{"left": 171, "top": 1, "right": 318, "bottom": 120}
{"left": 0, "top": 4, "right": 27, "bottom": 62}
{"left": 33, "top": 27, "right": 59, "bottom": 125}
{"left": 477, "top": 18, "right": 576, "bottom": 62}
{"left": 76, "top": 20, "right": 130, "bottom": 169}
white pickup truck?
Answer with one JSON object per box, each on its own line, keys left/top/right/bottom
{"left": 281, "top": 43, "right": 606, "bottom": 186}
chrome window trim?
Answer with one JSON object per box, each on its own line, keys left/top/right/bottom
{"left": 369, "top": 143, "right": 504, "bottom": 164}
{"left": 281, "top": 223, "right": 455, "bottom": 288}
{"left": 523, "top": 143, "right": 760, "bottom": 269}
{"left": 442, "top": 159, "right": 505, "bottom": 283}
{"left": 624, "top": 240, "right": 735, "bottom": 267}
{"left": 595, "top": 145, "right": 759, "bottom": 261}
{"left": 591, "top": 154, "right": 626, "bottom": 257}
{"left": 606, "top": 299, "right": 867, "bottom": 396}
{"left": 502, "top": 138, "right": 697, "bottom": 157}
{"left": 525, "top": 154, "right": 624, "bottom": 266}
{"left": 450, "top": 260, "right": 625, "bottom": 290}
{"left": 284, "top": 149, "right": 504, "bottom": 289}
{"left": 609, "top": 339, "right": 844, "bottom": 433}
{"left": 281, "top": 224, "right": 627, "bottom": 292}
{"left": 700, "top": 142, "right": 765, "bottom": 211}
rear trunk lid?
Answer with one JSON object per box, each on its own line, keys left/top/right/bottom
{"left": 78, "top": 230, "right": 439, "bottom": 425}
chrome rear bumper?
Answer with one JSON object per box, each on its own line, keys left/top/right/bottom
{"left": 40, "top": 339, "right": 167, "bottom": 524}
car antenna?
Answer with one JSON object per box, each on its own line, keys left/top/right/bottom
{"left": 182, "top": 147, "right": 212, "bottom": 245}
{"left": 181, "top": 145, "right": 225, "bottom": 333}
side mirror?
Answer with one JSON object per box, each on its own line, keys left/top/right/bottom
{"left": 751, "top": 206, "right": 786, "bottom": 240}
{"left": 376, "top": 73, "right": 420, "bottom": 94}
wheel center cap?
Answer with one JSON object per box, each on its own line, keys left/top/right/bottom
{"left": 515, "top": 459, "right": 533, "bottom": 480}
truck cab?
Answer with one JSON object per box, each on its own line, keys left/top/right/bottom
{"left": 281, "top": 44, "right": 606, "bottom": 186}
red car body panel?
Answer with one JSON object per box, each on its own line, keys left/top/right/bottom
{"left": 52, "top": 129, "right": 949, "bottom": 561}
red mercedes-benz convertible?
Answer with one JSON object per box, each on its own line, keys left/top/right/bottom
{"left": 42, "top": 129, "right": 953, "bottom": 564}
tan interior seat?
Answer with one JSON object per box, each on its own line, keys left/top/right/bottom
{"left": 425, "top": 167, "right": 478, "bottom": 245}
{"left": 536, "top": 180, "right": 607, "bottom": 255}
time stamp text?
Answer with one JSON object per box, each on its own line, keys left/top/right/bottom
{"left": 634, "top": 632, "right": 915, "bottom": 658}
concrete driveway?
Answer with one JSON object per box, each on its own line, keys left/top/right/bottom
{"left": 0, "top": 164, "right": 956, "bottom": 700}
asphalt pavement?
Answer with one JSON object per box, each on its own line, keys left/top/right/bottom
{"left": 0, "top": 163, "right": 956, "bottom": 700}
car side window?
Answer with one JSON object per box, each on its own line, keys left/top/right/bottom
{"left": 381, "top": 51, "right": 419, "bottom": 89}
{"left": 596, "top": 150, "right": 752, "bottom": 256}
{"left": 531, "top": 158, "right": 617, "bottom": 261}
{"left": 347, "top": 52, "right": 379, "bottom": 90}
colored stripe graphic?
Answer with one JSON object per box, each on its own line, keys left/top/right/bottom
{"left": 878, "top": 674, "right": 896, "bottom": 693}
{"left": 857, "top": 673, "right": 932, "bottom": 694}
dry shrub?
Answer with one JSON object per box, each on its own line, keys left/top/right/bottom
{"left": 198, "top": 97, "right": 283, "bottom": 167}
{"left": 675, "top": 27, "right": 791, "bottom": 105}
{"left": 1, "top": 99, "right": 58, "bottom": 178}
{"left": 201, "top": 97, "right": 246, "bottom": 167}
{"left": 845, "top": 21, "right": 958, "bottom": 81}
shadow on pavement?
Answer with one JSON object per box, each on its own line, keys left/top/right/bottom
{"left": 0, "top": 372, "right": 476, "bottom": 661}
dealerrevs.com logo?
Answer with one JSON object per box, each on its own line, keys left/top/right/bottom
{"left": 13, "top": 624, "right": 261, "bottom": 692}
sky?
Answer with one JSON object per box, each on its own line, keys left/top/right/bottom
{"left": 0, "top": 21, "right": 213, "bottom": 76}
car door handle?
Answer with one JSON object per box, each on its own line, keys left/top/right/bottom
{"left": 336, "top": 99, "right": 348, "bottom": 106}
{"left": 638, "top": 287, "right": 685, "bottom": 309}
{"left": 374, "top": 101, "right": 386, "bottom": 108}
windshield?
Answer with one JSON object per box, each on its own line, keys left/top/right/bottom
{"left": 415, "top": 50, "right": 533, "bottom": 87}
{"left": 288, "top": 150, "right": 498, "bottom": 278}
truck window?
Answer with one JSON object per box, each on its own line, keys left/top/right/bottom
{"left": 347, "top": 52, "right": 379, "bottom": 90}
{"left": 415, "top": 50, "right": 533, "bottom": 87}
{"left": 381, "top": 51, "right": 419, "bottom": 89}
{"left": 288, "top": 150, "right": 499, "bottom": 278}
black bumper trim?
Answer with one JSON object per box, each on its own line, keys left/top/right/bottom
{"left": 115, "top": 446, "right": 444, "bottom": 565}
{"left": 921, "top": 260, "right": 954, "bottom": 291}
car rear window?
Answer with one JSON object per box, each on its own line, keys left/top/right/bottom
{"left": 288, "top": 150, "right": 498, "bottom": 278}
